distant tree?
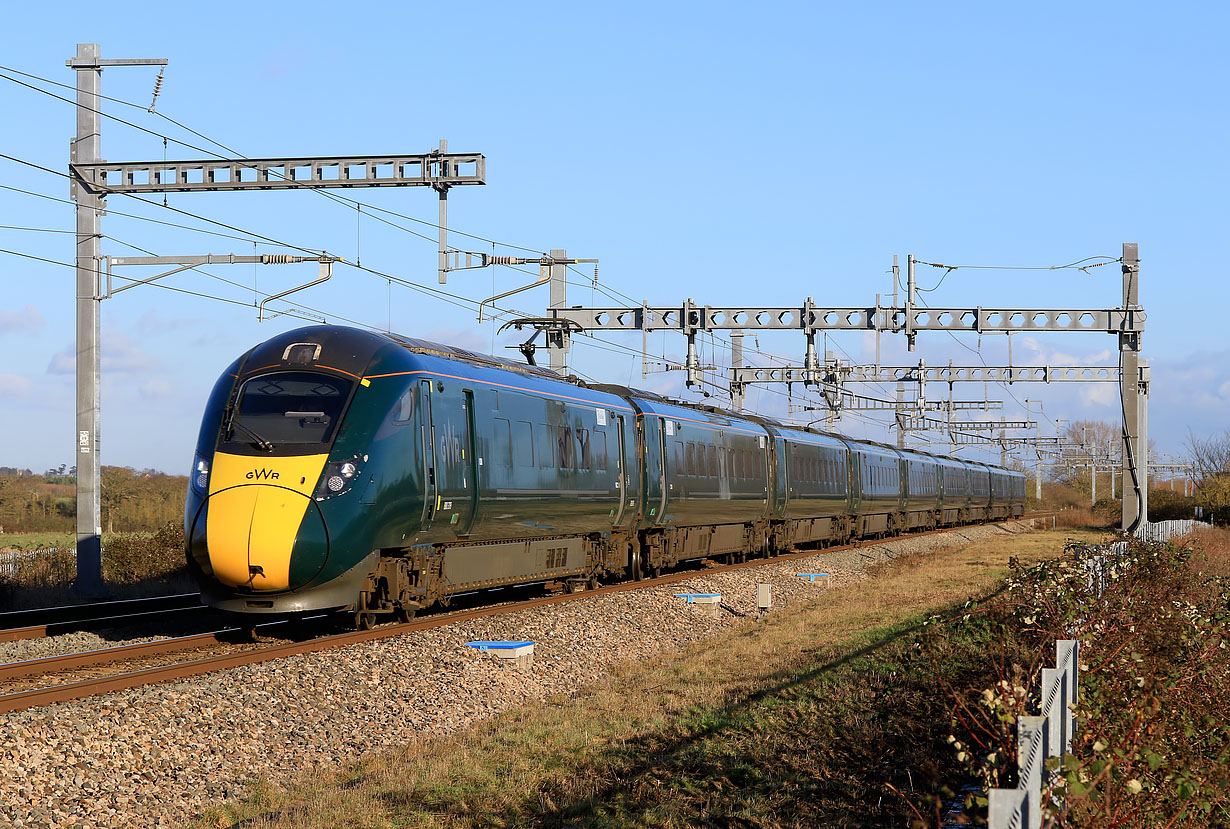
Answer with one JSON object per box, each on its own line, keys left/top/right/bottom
{"left": 1186, "top": 429, "right": 1230, "bottom": 523}
{"left": 100, "top": 466, "right": 140, "bottom": 534}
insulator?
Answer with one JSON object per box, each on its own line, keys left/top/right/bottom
{"left": 147, "top": 68, "right": 165, "bottom": 113}
{"left": 261, "top": 254, "right": 297, "bottom": 265}
{"left": 486, "top": 255, "right": 520, "bottom": 266}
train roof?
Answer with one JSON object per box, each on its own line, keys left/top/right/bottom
{"left": 264, "top": 326, "right": 1023, "bottom": 475}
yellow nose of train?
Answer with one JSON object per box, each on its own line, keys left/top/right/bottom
{"left": 205, "top": 453, "right": 329, "bottom": 591}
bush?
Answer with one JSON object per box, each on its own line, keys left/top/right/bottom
{"left": 101, "top": 522, "right": 187, "bottom": 584}
{"left": 944, "top": 537, "right": 1230, "bottom": 826}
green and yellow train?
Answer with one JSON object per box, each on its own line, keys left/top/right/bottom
{"left": 185, "top": 325, "right": 1026, "bottom": 626}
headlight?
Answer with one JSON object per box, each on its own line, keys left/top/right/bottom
{"left": 191, "top": 454, "right": 211, "bottom": 495}
{"left": 315, "top": 456, "right": 364, "bottom": 499}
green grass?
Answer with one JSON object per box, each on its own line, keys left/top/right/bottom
{"left": 0, "top": 531, "right": 74, "bottom": 553}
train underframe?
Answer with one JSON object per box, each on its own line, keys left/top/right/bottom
{"left": 348, "top": 502, "right": 1025, "bottom": 628}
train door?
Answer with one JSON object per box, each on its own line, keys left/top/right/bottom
{"left": 425, "top": 384, "right": 478, "bottom": 537}
{"left": 612, "top": 415, "right": 629, "bottom": 527}
{"left": 641, "top": 416, "right": 667, "bottom": 525}
{"left": 419, "top": 380, "right": 437, "bottom": 529}
{"left": 771, "top": 435, "right": 788, "bottom": 516}
{"left": 848, "top": 450, "right": 861, "bottom": 512}
{"left": 656, "top": 419, "right": 668, "bottom": 521}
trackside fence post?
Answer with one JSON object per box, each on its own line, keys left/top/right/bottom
{"left": 987, "top": 639, "right": 1079, "bottom": 829}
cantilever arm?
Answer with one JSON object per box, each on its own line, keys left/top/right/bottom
{"left": 259, "top": 256, "right": 341, "bottom": 322}
{"left": 477, "top": 268, "right": 550, "bottom": 323}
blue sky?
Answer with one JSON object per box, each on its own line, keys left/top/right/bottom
{"left": 1, "top": 1, "right": 1226, "bottom": 475}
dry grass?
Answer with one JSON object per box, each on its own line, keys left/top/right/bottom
{"left": 1184, "top": 525, "right": 1230, "bottom": 578}
{"left": 1052, "top": 506, "right": 1115, "bottom": 529}
{"left": 199, "top": 526, "right": 1104, "bottom": 829}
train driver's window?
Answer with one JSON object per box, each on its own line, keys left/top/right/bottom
{"left": 392, "top": 386, "right": 415, "bottom": 423}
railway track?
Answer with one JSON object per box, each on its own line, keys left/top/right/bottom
{"left": 0, "top": 517, "right": 1051, "bottom": 715}
{"left": 0, "top": 592, "right": 207, "bottom": 643}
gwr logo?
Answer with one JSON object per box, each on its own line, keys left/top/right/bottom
{"left": 246, "top": 469, "right": 280, "bottom": 481}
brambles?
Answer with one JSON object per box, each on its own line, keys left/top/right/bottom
{"left": 943, "top": 536, "right": 1230, "bottom": 827}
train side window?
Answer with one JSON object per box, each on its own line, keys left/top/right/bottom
{"left": 696, "top": 444, "right": 707, "bottom": 477}
{"left": 707, "top": 445, "right": 718, "bottom": 478}
{"left": 577, "top": 428, "right": 592, "bottom": 471}
{"left": 392, "top": 387, "right": 416, "bottom": 423}
{"left": 536, "top": 424, "right": 555, "bottom": 469}
{"left": 594, "top": 431, "right": 608, "bottom": 471}
{"left": 674, "top": 441, "right": 684, "bottom": 474}
{"left": 685, "top": 442, "right": 695, "bottom": 476}
{"left": 493, "top": 418, "right": 512, "bottom": 467}
{"left": 512, "top": 421, "right": 533, "bottom": 468}
{"left": 558, "top": 426, "right": 575, "bottom": 470}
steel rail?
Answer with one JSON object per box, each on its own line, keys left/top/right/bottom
{"left": 0, "top": 605, "right": 212, "bottom": 644}
{"left": 0, "top": 517, "right": 1050, "bottom": 714}
{"left": 0, "top": 629, "right": 239, "bottom": 681}
{"left": 0, "top": 593, "right": 204, "bottom": 642}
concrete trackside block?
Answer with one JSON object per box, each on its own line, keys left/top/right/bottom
{"left": 674, "top": 593, "right": 721, "bottom": 617}
{"left": 756, "top": 583, "right": 772, "bottom": 618}
{"left": 465, "top": 640, "right": 535, "bottom": 671}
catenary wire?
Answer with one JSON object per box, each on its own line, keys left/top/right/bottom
{"left": 0, "top": 82, "right": 989, "bottom": 449}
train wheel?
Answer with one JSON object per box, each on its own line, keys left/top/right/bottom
{"left": 394, "top": 605, "right": 415, "bottom": 623}
{"left": 629, "top": 548, "right": 644, "bottom": 581}
{"left": 355, "top": 611, "right": 376, "bottom": 630}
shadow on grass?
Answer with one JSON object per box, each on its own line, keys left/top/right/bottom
{"left": 477, "top": 614, "right": 998, "bottom": 828}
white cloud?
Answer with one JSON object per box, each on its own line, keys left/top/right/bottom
{"left": 0, "top": 374, "right": 32, "bottom": 398}
{"left": 1079, "top": 384, "right": 1117, "bottom": 408}
{"left": 420, "top": 328, "right": 487, "bottom": 353}
{"left": 135, "top": 309, "right": 199, "bottom": 335}
{"left": 0, "top": 304, "right": 43, "bottom": 336}
{"left": 46, "top": 329, "right": 160, "bottom": 375}
{"left": 46, "top": 350, "right": 73, "bottom": 375}
{"left": 139, "top": 379, "right": 176, "bottom": 400}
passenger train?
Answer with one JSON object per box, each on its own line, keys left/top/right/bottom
{"left": 184, "top": 326, "right": 1026, "bottom": 626}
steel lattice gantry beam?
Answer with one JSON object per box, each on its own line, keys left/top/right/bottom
{"left": 732, "top": 364, "right": 1123, "bottom": 386}
{"left": 903, "top": 418, "right": 1038, "bottom": 431}
{"left": 551, "top": 298, "right": 1143, "bottom": 391}
{"left": 809, "top": 397, "right": 1004, "bottom": 412}
{"left": 70, "top": 152, "right": 486, "bottom": 194}
{"left": 552, "top": 300, "right": 1142, "bottom": 334}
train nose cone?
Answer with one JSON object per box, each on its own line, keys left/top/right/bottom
{"left": 205, "top": 485, "right": 328, "bottom": 591}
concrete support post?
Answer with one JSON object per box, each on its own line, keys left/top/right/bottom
{"left": 730, "top": 330, "right": 744, "bottom": 413}
{"left": 895, "top": 382, "right": 905, "bottom": 448}
{"left": 436, "top": 139, "right": 448, "bottom": 283}
{"left": 548, "top": 248, "right": 569, "bottom": 376}
{"left": 71, "top": 44, "right": 104, "bottom": 596}
{"left": 68, "top": 45, "right": 168, "bottom": 596}
{"left": 1139, "top": 360, "right": 1149, "bottom": 524}
{"left": 1119, "top": 243, "right": 1145, "bottom": 532}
